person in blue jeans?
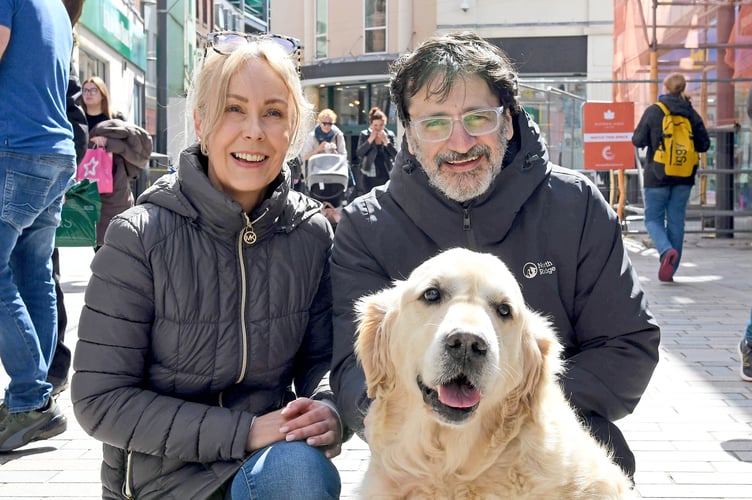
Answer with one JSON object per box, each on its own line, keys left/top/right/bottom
{"left": 632, "top": 72, "right": 710, "bottom": 282}
{"left": 0, "top": 0, "right": 76, "bottom": 450}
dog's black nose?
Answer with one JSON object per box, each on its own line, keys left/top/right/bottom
{"left": 445, "top": 332, "right": 488, "bottom": 359}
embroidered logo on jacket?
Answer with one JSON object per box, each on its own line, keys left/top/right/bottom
{"left": 523, "top": 261, "right": 557, "bottom": 279}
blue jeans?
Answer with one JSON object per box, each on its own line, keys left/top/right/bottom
{"left": 643, "top": 184, "right": 692, "bottom": 271}
{"left": 0, "top": 152, "right": 75, "bottom": 412}
{"left": 226, "top": 441, "right": 341, "bottom": 499}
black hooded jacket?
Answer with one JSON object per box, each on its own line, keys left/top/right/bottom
{"left": 330, "top": 111, "right": 660, "bottom": 438}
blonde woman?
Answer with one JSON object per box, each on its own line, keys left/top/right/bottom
{"left": 72, "top": 33, "right": 342, "bottom": 499}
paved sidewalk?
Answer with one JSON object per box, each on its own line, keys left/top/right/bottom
{"left": 0, "top": 232, "right": 750, "bottom": 499}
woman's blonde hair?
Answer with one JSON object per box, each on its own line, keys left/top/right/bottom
{"left": 81, "top": 76, "right": 113, "bottom": 118}
{"left": 190, "top": 42, "right": 313, "bottom": 162}
{"left": 317, "top": 108, "right": 337, "bottom": 123}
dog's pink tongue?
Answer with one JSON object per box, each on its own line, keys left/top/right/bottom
{"left": 438, "top": 383, "right": 480, "bottom": 408}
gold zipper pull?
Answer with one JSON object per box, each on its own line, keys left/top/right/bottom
{"left": 242, "top": 213, "right": 257, "bottom": 245}
{"left": 243, "top": 226, "right": 257, "bottom": 245}
{"left": 241, "top": 208, "right": 269, "bottom": 246}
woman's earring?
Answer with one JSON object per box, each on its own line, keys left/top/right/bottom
{"left": 200, "top": 141, "right": 208, "bottom": 156}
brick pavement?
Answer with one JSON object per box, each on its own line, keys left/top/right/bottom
{"left": 0, "top": 232, "right": 750, "bottom": 499}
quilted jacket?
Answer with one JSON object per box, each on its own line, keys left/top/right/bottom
{"left": 71, "top": 144, "right": 335, "bottom": 499}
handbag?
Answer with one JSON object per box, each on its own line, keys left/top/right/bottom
{"left": 77, "top": 146, "right": 114, "bottom": 193}
{"left": 55, "top": 179, "right": 102, "bottom": 247}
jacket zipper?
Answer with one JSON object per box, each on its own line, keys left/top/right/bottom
{"left": 233, "top": 209, "right": 268, "bottom": 385}
{"left": 121, "top": 449, "right": 134, "bottom": 499}
{"left": 463, "top": 207, "right": 478, "bottom": 249}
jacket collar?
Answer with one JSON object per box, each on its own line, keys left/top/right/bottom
{"left": 140, "top": 144, "right": 321, "bottom": 243}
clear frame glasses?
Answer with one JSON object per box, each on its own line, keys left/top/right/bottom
{"left": 204, "top": 31, "right": 301, "bottom": 58}
{"left": 410, "top": 106, "right": 505, "bottom": 142}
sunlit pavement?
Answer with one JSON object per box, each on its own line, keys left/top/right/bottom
{"left": 0, "top": 228, "right": 750, "bottom": 499}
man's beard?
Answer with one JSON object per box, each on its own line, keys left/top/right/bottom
{"left": 412, "top": 123, "right": 508, "bottom": 203}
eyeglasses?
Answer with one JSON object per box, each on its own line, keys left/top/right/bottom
{"left": 410, "top": 106, "right": 505, "bottom": 143}
{"left": 82, "top": 88, "right": 100, "bottom": 95}
{"left": 204, "top": 31, "right": 300, "bottom": 57}
{"left": 320, "top": 122, "right": 333, "bottom": 126}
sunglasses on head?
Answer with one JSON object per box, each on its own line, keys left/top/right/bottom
{"left": 204, "top": 31, "right": 300, "bottom": 56}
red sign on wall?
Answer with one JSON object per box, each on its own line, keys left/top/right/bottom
{"left": 583, "top": 102, "right": 634, "bottom": 170}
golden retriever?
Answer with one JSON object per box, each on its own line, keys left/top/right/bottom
{"left": 354, "top": 248, "right": 634, "bottom": 499}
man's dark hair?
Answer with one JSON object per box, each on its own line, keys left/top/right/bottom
{"left": 389, "top": 31, "right": 520, "bottom": 127}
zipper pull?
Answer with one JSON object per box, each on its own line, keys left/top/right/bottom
{"left": 242, "top": 213, "right": 257, "bottom": 245}
{"left": 463, "top": 208, "right": 471, "bottom": 231}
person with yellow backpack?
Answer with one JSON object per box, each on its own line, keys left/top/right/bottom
{"left": 632, "top": 72, "right": 710, "bottom": 282}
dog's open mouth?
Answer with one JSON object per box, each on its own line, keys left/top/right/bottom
{"left": 417, "top": 375, "right": 481, "bottom": 423}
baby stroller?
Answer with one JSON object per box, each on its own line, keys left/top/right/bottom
{"left": 306, "top": 153, "right": 350, "bottom": 228}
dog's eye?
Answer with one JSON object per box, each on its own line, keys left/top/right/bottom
{"left": 422, "top": 287, "right": 441, "bottom": 303}
{"left": 496, "top": 303, "right": 512, "bottom": 318}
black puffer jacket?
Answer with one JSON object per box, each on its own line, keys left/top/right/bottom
{"left": 331, "top": 111, "right": 660, "bottom": 438}
{"left": 632, "top": 94, "right": 710, "bottom": 187}
{"left": 71, "top": 144, "right": 335, "bottom": 499}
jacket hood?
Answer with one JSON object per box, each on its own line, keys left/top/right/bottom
{"left": 138, "top": 144, "right": 322, "bottom": 242}
{"left": 658, "top": 94, "right": 695, "bottom": 117}
{"left": 389, "top": 110, "right": 551, "bottom": 248}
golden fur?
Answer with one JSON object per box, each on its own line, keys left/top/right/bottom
{"left": 354, "top": 248, "right": 634, "bottom": 499}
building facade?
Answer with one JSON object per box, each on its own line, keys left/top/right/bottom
{"left": 76, "top": 0, "right": 147, "bottom": 128}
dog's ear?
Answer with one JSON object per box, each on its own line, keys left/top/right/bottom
{"left": 354, "top": 286, "right": 399, "bottom": 398}
{"left": 519, "top": 310, "right": 563, "bottom": 404}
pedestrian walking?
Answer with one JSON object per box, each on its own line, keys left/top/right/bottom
{"left": 0, "top": 0, "right": 76, "bottom": 451}
{"left": 47, "top": 0, "right": 89, "bottom": 399}
{"left": 71, "top": 32, "right": 342, "bottom": 499}
{"left": 632, "top": 72, "right": 710, "bottom": 282}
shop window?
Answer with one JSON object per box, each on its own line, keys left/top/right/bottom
{"left": 316, "top": 0, "right": 328, "bottom": 59}
{"left": 365, "top": 0, "right": 386, "bottom": 53}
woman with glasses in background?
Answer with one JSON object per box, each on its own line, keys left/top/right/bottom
{"left": 72, "top": 33, "right": 342, "bottom": 500}
{"left": 81, "top": 76, "right": 152, "bottom": 250}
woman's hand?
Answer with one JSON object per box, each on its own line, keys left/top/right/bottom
{"left": 246, "top": 398, "right": 343, "bottom": 458}
{"left": 90, "top": 136, "right": 108, "bottom": 148}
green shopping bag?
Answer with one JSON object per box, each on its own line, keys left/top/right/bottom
{"left": 55, "top": 179, "right": 102, "bottom": 247}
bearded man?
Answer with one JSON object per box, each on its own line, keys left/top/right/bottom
{"left": 329, "top": 31, "right": 660, "bottom": 480}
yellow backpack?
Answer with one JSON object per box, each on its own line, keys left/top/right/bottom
{"left": 653, "top": 102, "right": 699, "bottom": 177}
